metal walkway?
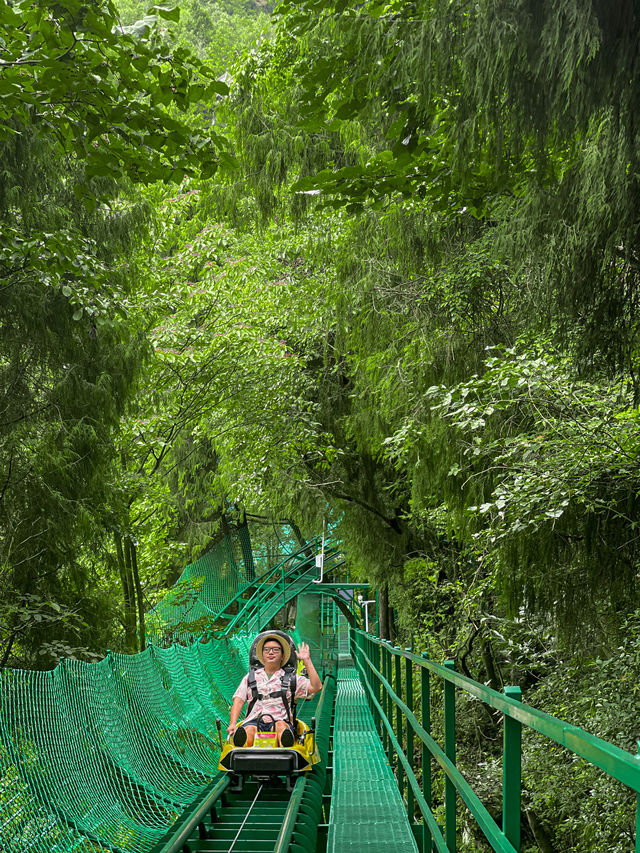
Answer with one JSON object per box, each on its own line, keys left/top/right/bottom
{"left": 327, "top": 666, "right": 419, "bottom": 853}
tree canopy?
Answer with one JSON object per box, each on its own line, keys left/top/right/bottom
{"left": 2, "top": 1, "right": 640, "bottom": 847}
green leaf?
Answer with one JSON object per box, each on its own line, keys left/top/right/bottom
{"left": 147, "top": 4, "right": 180, "bottom": 22}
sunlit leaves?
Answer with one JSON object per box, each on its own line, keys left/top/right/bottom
{"left": 0, "top": 0, "right": 231, "bottom": 192}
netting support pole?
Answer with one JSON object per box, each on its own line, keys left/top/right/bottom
{"left": 421, "top": 651, "right": 432, "bottom": 853}
{"left": 405, "top": 649, "right": 415, "bottom": 828}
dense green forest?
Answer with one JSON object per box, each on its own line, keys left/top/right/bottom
{"left": 2, "top": 0, "right": 640, "bottom": 849}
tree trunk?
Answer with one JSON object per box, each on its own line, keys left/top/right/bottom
{"left": 123, "top": 537, "right": 139, "bottom": 654}
{"left": 285, "top": 519, "right": 307, "bottom": 547}
{"left": 526, "top": 808, "right": 555, "bottom": 853}
{"left": 389, "top": 606, "right": 397, "bottom": 644}
{"left": 129, "top": 537, "right": 146, "bottom": 652}
{"left": 481, "top": 635, "right": 501, "bottom": 692}
{"left": 239, "top": 514, "right": 255, "bottom": 581}
{"left": 0, "top": 628, "right": 17, "bottom": 668}
{"left": 115, "top": 530, "right": 137, "bottom": 653}
{"left": 379, "top": 584, "right": 389, "bottom": 639}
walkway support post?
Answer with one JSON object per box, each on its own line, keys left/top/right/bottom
{"left": 395, "top": 647, "right": 404, "bottom": 795}
{"left": 321, "top": 595, "right": 325, "bottom": 669}
{"left": 503, "top": 685, "right": 522, "bottom": 852}
{"left": 405, "top": 649, "right": 415, "bottom": 828}
{"left": 384, "top": 643, "right": 392, "bottom": 761}
{"left": 375, "top": 639, "right": 382, "bottom": 739}
{"left": 444, "top": 659, "right": 456, "bottom": 852}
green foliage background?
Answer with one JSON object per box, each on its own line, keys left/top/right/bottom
{"left": 2, "top": 0, "right": 640, "bottom": 849}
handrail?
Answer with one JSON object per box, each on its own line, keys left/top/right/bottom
{"left": 220, "top": 558, "right": 317, "bottom": 636}
{"left": 354, "top": 639, "right": 515, "bottom": 853}
{"left": 240, "top": 557, "right": 348, "bottom": 636}
{"left": 352, "top": 629, "right": 640, "bottom": 853}
{"left": 221, "top": 547, "right": 322, "bottom": 632}
{"left": 367, "top": 634, "right": 640, "bottom": 792}
{"left": 220, "top": 547, "right": 343, "bottom": 636}
{"left": 206, "top": 536, "right": 326, "bottom": 624}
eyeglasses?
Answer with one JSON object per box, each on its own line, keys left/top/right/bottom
{"left": 263, "top": 647, "right": 282, "bottom": 654}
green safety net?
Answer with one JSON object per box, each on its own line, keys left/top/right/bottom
{"left": 0, "top": 634, "right": 254, "bottom": 853}
{"left": 0, "top": 523, "right": 349, "bottom": 853}
{"left": 146, "top": 524, "right": 303, "bottom": 645}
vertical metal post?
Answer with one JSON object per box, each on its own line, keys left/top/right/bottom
{"left": 384, "top": 644, "right": 392, "bottom": 760}
{"left": 444, "top": 660, "right": 456, "bottom": 852}
{"left": 405, "top": 650, "right": 414, "bottom": 826}
{"left": 353, "top": 627, "right": 359, "bottom": 671}
{"left": 375, "top": 640, "right": 382, "bottom": 737}
{"left": 282, "top": 563, "right": 285, "bottom": 609}
{"left": 320, "top": 595, "right": 324, "bottom": 666}
{"left": 395, "top": 647, "right": 403, "bottom": 795}
{"left": 380, "top": 642, "right": 388, "bottom": 753}
{"left": 503, "top": 686, "right": 522, "bottom": 851}
{"left": 421, "top": 653, "right": 432, "bottom": 853}
{"left": 375, "top": 590, "right": 380, "bottom": 636}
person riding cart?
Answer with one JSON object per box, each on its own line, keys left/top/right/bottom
{"left": 227, "top": 631, "right": 322, "bottom": 748}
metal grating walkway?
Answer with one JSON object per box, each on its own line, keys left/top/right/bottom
{"left": 327, "top": 666, "right": 419, "bottom": 852}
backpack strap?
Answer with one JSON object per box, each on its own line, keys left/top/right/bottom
{"left": 279, "top": 671, "right": 297, "bottom": 727}
{"left": 246, "top": 666, "right": 260, "bottom": 716}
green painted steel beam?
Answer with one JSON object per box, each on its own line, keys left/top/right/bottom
{"left": 149, "top": 776, "right": 231, "bottom": 853}
{"left": 310, "top": 583, "right": 369, "bottom": 591}
{"left": 503, "top": 686, "right": 522, "bottom": 851}
{"left": 273, "top": 777, "right": 307, "bottom": 853}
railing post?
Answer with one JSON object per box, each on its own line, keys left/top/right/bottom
{"left": 384, "top": 643, "right": 392, "bottom": 761}
{"left": 444, "top": 659, "right": 456, "bottom": 852}
{"left": 405, "top": 650, "right": 414, "bottom": 828}
{"left": 367, "top": 636, "right": 375, "bottom": 717}
{"left": 321, "top": 596, "right": 324, "bottom": 665}
{"left": 395, "top": 647, "right": 403, "bottom": 795}
{"left": 421, "top": 652, "right": 432, "bottom": 853}
{"left": 375, "top": 640, "right": 382, "bottom": 738}
{"left": 503, "top": 685, "right": 522, "bottom": 852}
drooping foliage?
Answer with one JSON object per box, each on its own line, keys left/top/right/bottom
{"left": 0, "top": 0, "right": 237, "bottom": 666}
{"left": 3, "top": 0, "right": 640, "bottom": 847}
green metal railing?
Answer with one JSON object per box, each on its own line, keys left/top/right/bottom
{"left": 207, "top": 538, "right": 323, "bottom": 626}
{"left": 219, "top": 547, "right": 345, "bottom": 637}
{"left": 351, "top": 629, "right": 640, "bottom": 853}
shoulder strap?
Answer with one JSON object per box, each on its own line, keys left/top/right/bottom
{"left": 278, "top": 671, "right": 297, "bottom": 726}
{"left": 246, "top": 666, "right": 260, "bottom": 716}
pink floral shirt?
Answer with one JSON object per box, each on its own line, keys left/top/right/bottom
{"left": 233, "top": 667, "right": 310, "bottom": 722}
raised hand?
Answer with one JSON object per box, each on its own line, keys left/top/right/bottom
{"left": 296, "top": 642, "right": 311, "bottom": 662}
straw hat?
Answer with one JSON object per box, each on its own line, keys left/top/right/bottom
{"left": 251, "top": 631, "right": 296, "bottom": 667}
